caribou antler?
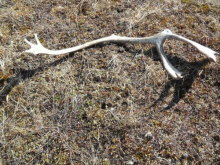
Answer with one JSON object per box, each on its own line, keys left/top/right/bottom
{"left": 24, "top": 29, "right": 218, "bottom": 79}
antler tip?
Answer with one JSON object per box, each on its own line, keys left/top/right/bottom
{"left": 24, "top": 39, "right": 33, "bottom": 46}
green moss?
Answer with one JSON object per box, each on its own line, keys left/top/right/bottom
{"left": 181, "top": 0, "right": 192, "bottom": 3}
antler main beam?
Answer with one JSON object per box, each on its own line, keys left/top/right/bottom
{"left": 25, "top": 29, "right": 218, "bottom": 79}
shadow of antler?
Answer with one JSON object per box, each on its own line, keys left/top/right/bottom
{"left": 0, "top": 44, "right": 215, "bottom": 111}
{"left": 0, "top": 53, "right": 74, "bottom": 105}
{"left": 149, "top": 59, "right": 210, "bottom": 110}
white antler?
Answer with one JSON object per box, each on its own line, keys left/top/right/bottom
{"left": 24, "top": 29, "right": 218, "bottom": 79}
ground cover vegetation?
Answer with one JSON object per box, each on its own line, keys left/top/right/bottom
{"left": 0, "top": 0, "right": 219, "bottom": 164}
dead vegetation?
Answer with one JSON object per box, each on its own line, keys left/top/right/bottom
{"left": 0, "top": 0, "right": 219, "bottom": 164}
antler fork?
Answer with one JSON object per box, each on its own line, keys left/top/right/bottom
{"left": 24, "top": 29, "right": 218, "bottom": 79}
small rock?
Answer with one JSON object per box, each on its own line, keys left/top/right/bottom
{"left": 125, "top": 160, "right": 134, "bottom": 165}
{"left": 145, "top": 131, "right": 153, "bottom": 140}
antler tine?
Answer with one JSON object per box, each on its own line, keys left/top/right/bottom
{"left": 24, "top": 38, "right": 34, "bottom": 46}
{"left": 168, "top": 33, "right": 218, "bottom": 62}
{"left": 34, "top": 33, "right": 43, "bottom": 45}
{"left": 24, "top": 33, "right": 49, "bottom": 55}
{"left": 156, "top": 42, "right": 183, "bottom": 79}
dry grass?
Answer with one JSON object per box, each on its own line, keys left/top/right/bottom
{"left": 0, "top": 0, "right": 219, "bottom": 164}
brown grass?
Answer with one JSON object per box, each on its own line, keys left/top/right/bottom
{"left": 0, "top": 0, "right": 219, "bottom": 164}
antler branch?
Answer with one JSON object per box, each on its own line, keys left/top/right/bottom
{"left": 24, "top": 29, "right": 218, "bottom": 79}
